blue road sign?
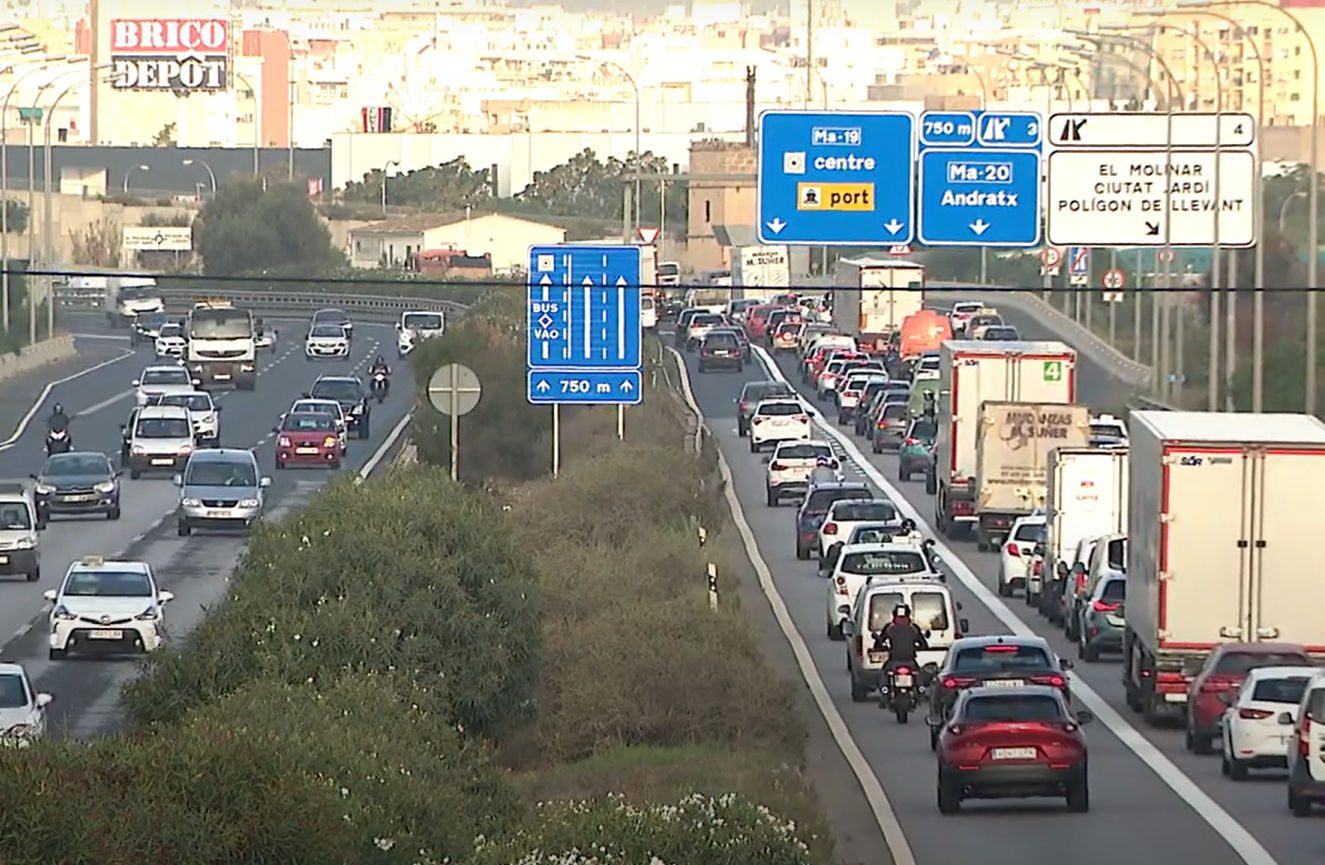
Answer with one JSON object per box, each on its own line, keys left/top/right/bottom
{"left": 975, "top": 111, "right": 1042, "bottom": 148}
{"left": 918, "top": 149, "right": 1042, "bottom": 247}
{"left": 526, "top": 244, "right": 643, "bottom": 371}
{"left": 527, "top": 369, "right": 642, "bottom": 405}
{"left": 920, "top": 111, "right": 977, "bottom": 147}
{"left": 756, "top": 110, "right": 915, "bottom": 245}
{"left": 1068, "top": 245, "right": 1091, "bottom": 276}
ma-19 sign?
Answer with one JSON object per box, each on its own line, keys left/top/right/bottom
{"left": 109, "top": 19, "right": 231, "bottom": 92}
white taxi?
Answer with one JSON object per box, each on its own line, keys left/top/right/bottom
{"left": 153, "top": 322, "right": 187, "bottom": 359}
{"left": 0, "top": 663, "right": 51, "bottom": 747}
{"left": 844, "top": 577, "right": 967, "bottom": 702}
{"left": 44, "top": 556, "right": 174, "bottom": 660}
{"left": 133, "top": 364, "right": 198, "bottom": 406}
{"left": 286, "top": 399, "right": 348, "bottom": 453}
{"left": 305, "top": 323, "right": 350, "bottom": 359}
{"left": 150, "top": 390, "right": 221, "bottom": 447}
{"left": 825, "top": 541, "right": 938, "bottom": 640}
{"left": 749, "top": 398, "right": 811, "bottom": 452}
{"left": 817, "top": 497, "right": 902, "bottom": 561}
{"left": 1220, "top": 666, "right": 1318, "bottom": 780}
{"left": 765, "top": 439, "right": 837, "bottom": 506}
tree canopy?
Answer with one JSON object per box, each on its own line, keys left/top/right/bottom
{"left": 194, "top": 180, "right": 343, "bottom": 277}
{"left": 343, "top": 157, "right": 496, "bottom": 211}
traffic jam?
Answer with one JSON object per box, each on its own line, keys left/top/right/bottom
{"left": 663, "top": 259, "right": 1325, "bottom": 820}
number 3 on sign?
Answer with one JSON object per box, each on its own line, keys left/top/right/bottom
{"left": 1026, "top": 120, "right": 1039, "bottom": 141}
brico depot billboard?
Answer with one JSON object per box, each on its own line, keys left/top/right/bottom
{"left": 109, "top": 19, "right": 229, "bottom": 91}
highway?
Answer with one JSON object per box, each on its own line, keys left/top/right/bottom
{"left": 0, "top": 319, "right": 414, "bottom": 737}
{"left": 672, "top": 302, "right": 1302, "bottom": 865}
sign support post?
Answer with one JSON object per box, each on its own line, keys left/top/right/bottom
{"left": 427, "top": 364, "right": 482, "bottom": 483}
{"left": 552, "top": 405, "right": 560, "bottom": 479}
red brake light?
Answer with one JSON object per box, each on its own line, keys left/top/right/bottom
{"left": 1032, "top": 675, "right": 1067, "bottom": 688}
{"left": 895, "top": 666, "right": 912, "bottom": 675}
{"left": 1005, "top": 543, "right": 1021, "bottom": 557}
{"left": 1032, "top": 560, "right": 1043, "bottom": 576}
{"left": 1091, "top": 600, "right": 1121, "bottom": 613}
{"left": 770, "top": 462, "right": 786, "bottom": 471}
{"left": 1202, "top": 674, "right": 1242, "bottom": 692}
{"left": 947, "top": 724, "right": 964, "bottom": 735}
{"left": 823, "top": 522, "right": 838, "bottom": 535}
{"left": 904, "top": 437, "right": 918, "bottom": 446}
{"left": 1300, "top": 716, "right": 1311, "bottom": 756}
{"left": 983, "top": 644, "right": 1019, "bottom": 653}
{"left": 1239, "top": 707, "right": 1274, "bottom": 720}
{"left": 1075, "top": 571, "right": 1089, "bottom": 591}
{"left": 942, "top": 676, "right": 976, "bottom": 689}
{"left": 877, "top": 418, "right": 889, "bottom": 429}
{"left": 796, "top": 414, "right": 809, "bottom": 423}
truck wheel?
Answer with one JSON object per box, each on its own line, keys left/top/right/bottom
{"left": 925, "top": 470, "right": 937, "bottom": 495}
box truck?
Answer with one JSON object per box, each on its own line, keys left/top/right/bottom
{"left": 974, "top": 402, "right": 1091, "bottom": 549}
{"left": 931, "top": 341, "right": 1077, "bottom": 542}
{"left": 830, "top": 257, "right": 924, "bottom": 338}
{"left": 732, "top": 245, "right": 790, "bottom": 297}
{"left": 1035, "top": 447, "right": 1130, "bottom": 605}
{"left": 1123, "top": 411, "right": 1325, "bottom": 726}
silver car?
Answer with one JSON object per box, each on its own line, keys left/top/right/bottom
{"left": 175, "top": 448, "right": 270, "bottom": 536}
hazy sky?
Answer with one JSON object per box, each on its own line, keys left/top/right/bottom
{"left": 508, "top": 0, "right": 782, "bottom": 12}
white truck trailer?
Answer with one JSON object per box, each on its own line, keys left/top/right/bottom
{"left": 830, "top": 257, "right": 924, "bottom": 338}
{"left": 1124, "top": 411, "right": 1325, "bottom": 726}
{"left": 1035, "top": 447, "right": 1130, "bottom": 604}
{"left": 931, "top": 340, "right": 1077, "bottom": 542}
{"left": 974, "top": 402, "right": 1091, "bottom": 550}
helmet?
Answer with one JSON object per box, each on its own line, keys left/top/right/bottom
{"left": 376, "top": 354, "right": 385, "bottom": 365}
{"left": 52, "top": 403, "right": 63, "bottom": 415}
{"left": 893, "top": 603, "right": 911, "bottom": 619}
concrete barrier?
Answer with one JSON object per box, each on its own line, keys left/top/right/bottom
{"left": 0, "top": 334, "right": 76, "bottom": 384}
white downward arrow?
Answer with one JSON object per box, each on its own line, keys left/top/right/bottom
{"left": 970, "top": 219, "right": 990, "bottom": 236}
{"left": 883, "top": 219, "right": 903, "bottom": 235}
{"left": 766, "top": 218, "right": 786, "bottom": 234}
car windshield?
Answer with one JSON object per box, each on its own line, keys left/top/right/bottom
{"left": 832, "top": 501, "right": 896, "bottom": 522}
{"left": 757, "top": 402, "right": 802, "bottom": 416}
{"left": 1091, "top": 422, "right": 1126, "bottom": 439}
{"left": 314, "top": 310, "right": 349, "bottom": 325}
{"left": 45, "top": 455, "right": 111, "bottom": 477}
{"left": 962, "top": 694, "right": 1065, "bottom": 723}
{"left": 805, "top": 488, "right": 870, "bottom": 512}
{"left": 137, "top": 313, "right": 166, "bottom": 329}
{"left": 293, "top": 402, "right": 337, "bottom": 417}
{"left": 0, "top": 673, "right": 26, "bottom": 709}
{"left": 158, "top": 393, "right": 212, "bottom": 412}
{"left": 743, "top": 383, "right": 794, "bottom": 402}
{"left": 63, "top": 570, "right": 152, "bottom": 597}
{"left": 971, "top": 315, "right": 1002, "bottom": 327}
{"left": 691, "top": 314, "right": 723, "bottom": 326}
{"left": 1215, "top": 651, "right": 1311, "bottom": 675}
{"left": 839, "top": 549, "right": 927, "bottom": 576}
{"left": 982, "top": 327, "right": 1019, "bottom": 340}
{"left": 1013, "top": 522, "right": 1046, "bottom": 542}
{"left": 1251, "top": 676, "right": 1313, "bottom": 705}
{"left": 310, "top": 325, "right": 345, "bottom": 338}
{"left": 866, "top": 592, "right": 906, "bottom": 631}
{"left": 311, "top": 380, "right": 363, "bottom": 402}
{"left": 776, "top": 322, "right": 800, "bottom": 335}
{"left": 851, "top": 525, "right": 900, "bottom": 544}
{"left": 952, "top": 644, "right": 1054, "bottom": 674}
{"left": 141, "top": 369, "right": 189, "bottom": 386}
{"left": 185, "top": 460, "right": 258, "bottom": 487}
{"left": 909, "top": 419, "right": 938, "bottom": 439}
{"left": 135, "top": 418, "right": 191, "bottom": 438}
{"left": 158, "top": 324, "right": 182, "bottom": 338}
{"left": 883, "top": 403, "right": 909, "bottom": 419}
{"left": 705, "top": 334, "right": 739, "bottom": 348}
{"left": 283, "top": 414, "right": 334, "bottom": 432}
{"left": 402, "top": 313, "right": 443, "bottom": 330}
{"left": 0, "top": 503, "right": 31, "bottom": 530}
{"left": 775, "top": 443, "right": 832, "bottom": 461}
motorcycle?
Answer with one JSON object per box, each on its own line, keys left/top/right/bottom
{"left": 46, "top": 427, "right": 72, "bottom": 455}
{"left": 371, "top": 371, "right": 389, "bottom": 403}
{"left": 885, "top": 665, "right": 917, "bottom": 724}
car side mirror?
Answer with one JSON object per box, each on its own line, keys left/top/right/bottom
{"left": 301, "top": 392, "right": 311, "bottom": 399}
{"left": 260, "top": 477, "right": 272, "bottom": 488}
{"left": 192, "top": 379, "right": 202, "bottom": 386}
{"left": 394, "top": 322, "right": 401, "bottom": 330}
{"left": 924, "top": 714, "right": 944, "bottom": 728}
{"left": 118, "top": 424, "right": 126, "bottom": 430}
{"left": 214, "top": 405, "right": 222, "bottom": 412}
{"left": 157, "top": 590, "right": 175, "bottom": 604}
{"left": 42, "top": 589, "right": 56, "bottom": 602}
{"left": 34, "top": 693, "right": 52, "bottom": 708}
{"left": 959, "top": 618, "right": 970, "bottom": 633}
{"left": 272, "top": 427, "right": 280, "bottom": 434}
{"left": 1075, "top": 709, "right": 1095, "bottom": 725}
{"left": 1060, "top": 658, "right": 1074, "bottom": 670}
{"left": 172, "top": 474, "right": 182, "bottom": 486}
{"left": 1279, "top": 711, "right": 1295, "bottom": 725}
{"left": 130, "top": 379, "right": 140, "bottom": 387}
{"left": 841, "top": 620, "right": 854, "bottom": 637}
{"left": 113, "top": 471, "right": 122, "bottom": 479}
{"left": 761, "top": 455, "right": 771, "bottom": 464}
{"left": 28, "top": 474, "right": 36, "bottom": 480}
{"left": 955, "top": 601, "right": 963, "bottom": 610}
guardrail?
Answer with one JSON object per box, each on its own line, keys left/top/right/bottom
{"left": 56, "top": 287, "right": 465, "bottom": 322}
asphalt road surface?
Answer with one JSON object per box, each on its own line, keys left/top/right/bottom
{"left": 670, "top": 303, "right": 1303, "bottom": 865}
{"left": 0, "top": 319, "right": 415, "bottom": 737}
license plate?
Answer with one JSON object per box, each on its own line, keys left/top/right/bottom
{"left": 151, "top": 458, "right": 173, "bottom": 466}
{"left": 63, "top": 494, "right": 95, "bottom": 502}
{"left": 867, "top": 651, "right": 886, "bottom": 664}
{"left": 893, "top": 673, "right": 914, "bottom": 687}
{"left": 296, "top": 447, "right": 318, "bottom": 454}
{"left": 985, "top": 679, "right": 1025, "bottom": 688}
{"left": 713, "top": 350, "right": 729, "bottom": 356}
{"left": 0, "top": 555, "right": 7, "bottom": 564}
{"left": 1164, "top": 692, "right": 1188, "bottom": 703}
{"left": 88, "top": 629, "right": 123, "bottom": 640}
{"left": 206, "top": 510, "right": 228, "bottom": 518}
{"left": 215, "top": 374, "right": 231, "bottom": 380}
{"left": 991, "top": 747, "right": 1037, "bottom": 760}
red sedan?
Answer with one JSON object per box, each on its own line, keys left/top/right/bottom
{"left": 274, "top": 412, "right": 342, "bottom": 469}
{"left": 930, "top": 685, "right": 1093, "bottom": 814}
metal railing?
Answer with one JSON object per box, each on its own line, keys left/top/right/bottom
{"left": 55, "top": 286, "right": 464, "bottom": 322}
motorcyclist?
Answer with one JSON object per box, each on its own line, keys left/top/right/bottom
{"left": 370, "top": 355, "right": 391, "bottom": 378}
{"left": 876, "top": 603, "right": 929, "bottom": 677}
{"left": 47, "top": 403, "right": 69, "bottom": 432}
{"left": 808, "top": 455, "right": 839, "bottom": 487}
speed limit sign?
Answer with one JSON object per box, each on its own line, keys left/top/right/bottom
{"left": 1040, "top": 246, "right": 1063, "bottom": 276}
{"left": 1102, "top": 268, "right": 1126, "bottom": 302}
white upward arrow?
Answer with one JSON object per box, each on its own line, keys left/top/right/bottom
{"left": 970, "top": 219, "right": 990, "bottom": 236}
{"left": 621, "top": 380, "right": 634, "bottom": 392}
{"left": 536, "top": 380, "right": 550, "bottom": 392}
{"left": 582, "top": 276, "right": 593, "bottom": 359}
{"left": 883, "top": 218, "right": 903, "bottom": 235}
{"left": 616, "top": 276, "right": 628, "bottom": 360}
{"left": 766, "top": 217, "right": 787, "bottom": 234}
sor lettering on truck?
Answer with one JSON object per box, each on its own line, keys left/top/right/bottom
{"left": 999, "top": 410, "right": 1076, "bottom": 451}
{"left": 1176, "top": 454, "right": 1233, "bottom": 466}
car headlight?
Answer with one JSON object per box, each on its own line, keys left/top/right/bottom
{"left": 351, "top": 404, "right": 363, "bottom": 414}
{"left": 94, "top": 481, "right": 116, "bottom": 494}
{"left": 15, "top": 536, "right": 34, "bottom": 550}
{"left": 52, "top": 604, "right": 75, "bottom": 621}
{"left": 238, "top": 498, "right": 259, "bottom": 508}
{"left": 135, "top": 605, "right": 160, "bottom": 621}
{"left": 181, "top": 498, "right": 201, "bottom": 507}
{"left": 34, "top": 483, "right": 53, "bottom": 495}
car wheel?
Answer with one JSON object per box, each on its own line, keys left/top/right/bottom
{"left": 766, "top": 486, "right": 778, "bottom": 507}
{"left": 359, "top": 425, "right": 370, "bottom": 439}
{"left": 795, "top": 544, "right": 808, "bottom": 561}
{"left": 331, "top": 459, "right": 342, "bottom": 470}
{"left": 899, "top": 468, "right": 910, "bottom": 482}
{"left": 25, "top": 568, "right": 39, "bottom": 583}
{"left": 107, "top": 506, "right": 121, "bottom": 521}
{"left": 1191, "top": 730, "right": 1215, "bottom": 756}
{"left": 698, "top": 362, "right": 707, "bottom": 372}
{"left": 850, "top": 674, "right": 868, "bottom": 703}
{"left": 1080, "top": 639, "right": 1100, "bottom": 663}
{"left": 1226, "top": 752, "right": 1248, "bottom": 781}
{"left": 1065, "top": 774, "right": 1090, "bottom": 812}
{"left": 48, "top": 648, "right": 66, "bottom": 661}
{"left": 997, "top": 579, "right": 1011, "bottom": 597}
{"left": 129, "top": 468, "right": 141, "bottom": 480}
{"left": 275, "top": 458, "right": 286, "bottom": 470}
{"left": 872, "top": 439, "right": 882, "bottom": 454}
{"left": 177, "top": 520, "right": 191, "bottom": 537}
{"left": 937, "top": 774, "right": 962, "bottom": 814}
{"left": 1290, "top": 786, "right": 1312, "bottom": 816}
{"left": 749, "top": 438, "right": 759, "bottom": 453}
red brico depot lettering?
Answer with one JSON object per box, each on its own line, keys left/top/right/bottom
{"left": 109, "top": 19, "right": 230, "bottom": 92}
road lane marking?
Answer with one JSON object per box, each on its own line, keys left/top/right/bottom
{"left": 665, "top": 345, "right": 918, "bottom": 865}
{"left": 0, "top": 348, "right": 137, "bottom": 452}
{"left": 750, "top": 343, "right": 1280, "bottom": 865}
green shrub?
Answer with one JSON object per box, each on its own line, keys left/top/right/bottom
{"left": 122, "top": 467, "right": 541, "bottom": 736}
{"left": 472, "top": 793, "right": 821, "bottom": 865}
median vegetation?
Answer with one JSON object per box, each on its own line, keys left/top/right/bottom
{"left": 0, "top": 293, "right": 835, "bottom": 864}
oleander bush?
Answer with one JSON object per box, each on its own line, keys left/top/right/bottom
{"left": 122, "top": 467, "right": 541, "bottom": 737}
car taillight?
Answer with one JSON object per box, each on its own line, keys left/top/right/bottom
{"left": 323, "top": 436, "right": 338, "bottom": 448}
{"left": 1032, "top": 560, "right": 1043, "bottom": 576}
{"left": 835, "top": 576, "right": 849, "bottom": 596}
{"left": 1031, "top": 675, "right": 1067, "bottom": 688}
{"left": 796, "top": 414, "right": 809, "bottom": 423}
{"left": 877, "top": 418, "right": 890, "bottom": 429}
{"left": 770, "top": 462, "right": 786, "bottom": 471}
{"left": 904, "top": 437, "right": 918, "bottom": 446}
{"left": 1091, "top": 600, "right": 1121, "bottom": 613}
{"left": 277, "top": 436, "right": 292, "bottom": 447}
{"left": 1300, "top": 716, "right": 1311, "bottom": 757}
{"left": 1202, "top": 674, "right": 1242, "bottom": 693}
{"left": 739, "top": 401, "right": 748, "bottom": 412}
{"left": 1005, "top": 543, "right": 1021, "bottom": 557}
{"left": 983, "top": 645, "right": 1019, "bottom": 653}
{"left": 1238, "top": 707, "right": 1274, "bottom": 720}
{"left": 1075, "top": 571, "right": 1089, "bottom": 592}
{"left": 823, "top": 522, "right": 838, "bottom": 535}
{"left": 752, "top": 416, "right": 766, "bottom": 424}
{"left": 895, "top": 666, "right": 912, "bottom": 676}
{"left": 942, "top": 676, "right": 976, "bottom": 690}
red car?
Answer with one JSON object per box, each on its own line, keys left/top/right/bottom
{"left": 930, "top": 685, "right": 1094, "bottom": 814}
{"left": 274, "top": 412, "right": 342, "bottom": 469}
{"left": 1184, "top": 641, "right": 1310, "bottom": 754}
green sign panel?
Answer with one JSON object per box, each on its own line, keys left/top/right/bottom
{"left": 1043, "top": 360, "right": 1063, "bottom": 382}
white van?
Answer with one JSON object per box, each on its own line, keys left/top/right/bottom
{"left": 641, "top": 295, "right": 658, "bottom": 330}
{"left": 843, "top": 577, "right": 968, "bottom": 702}
{"left": 1287, "top": 672, "right": 1325, "bottom": 814}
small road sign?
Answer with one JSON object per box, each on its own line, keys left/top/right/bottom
{"left": 527, "top": 369, "right": 642, "bottom": 405}
{"left": 1069, "top": 246, "right": 1091, "bottom": 276}
{"left": 1102, "top": 268, "right": 1126, "bottom": 302}
{"left": 1040, "top": 247, "right": 1063, "bottom": 268}
{"left": 637, "top": 226, "right": 660, "bottom": 244}
{"left": 428, "top": 364, "right": 482, "bottom": 416}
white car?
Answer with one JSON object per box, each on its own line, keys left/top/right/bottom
{"left": 306, "top": 323, "right": 350, "bottom": 358}
{"left": 1287, "top": 673, "right": 1325, "bottom": 814}
{"left": 0, "top": 663, "right": 51, "bottom": 747}
{"left": 948, "top": 301, "right": 985, "bottom": 335}
{"left": 825, "top": 542, "right": 937, "bottom": 640}
{"left": 396, "top": 310, "right": 446, "bottom": 357}
{"left": 684, "top": 312, "right": 725, "bottom": 349}
{"left": 153, "top": 322, "right": 187, "bottom": 359}
{"left": 818, "top": 497, "right": 902, "bottom": 561}
{"left": 1221, "top": 666, "right": 1319, "bottom": 780}
{"left": 998, "top": 514, "right": 1046, "bottom": 597}
{"left": 641, "top": 295, "right": 658, "bottom": 330}
{"left": 748, "top": 398, "right": 811, "bottom": 453}
{"left": 132, "top": 364, "right": 197, "bottom": 406}
{"left": 836, "top": 371, "right": 886, "bottom": 425}
{"left": 1090, "top": 413, "right": 1129, "bottom": 448}
{"left": 912, "top": 353, "right": 941, "bottom": 380}
{"left": 286, "top": 399, "right": 348, "bottom": 453}
{"left": 151, "top": 390, "right": 220, "bottom": 446}
{"left": 44, "top": 556, "right": 174, "bottom": 660}
{"left": 765, "top": 439, "right": 837, "bottom": 506}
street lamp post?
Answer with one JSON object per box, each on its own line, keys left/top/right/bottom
{"left": 183, "top": 158, "right": 216, "bottom": 197}
{"left": 123, "top": 164, "right": 148, "bottom": 194}
{"left": 234, "top": 72, "right": 262, "bottom": 176}
{"left": 382, "top": 159, "right": 400, "bottom": 215}
{"left": 576, "top": 55, "right": 641, "bottom": 234}
{"left": 1281, "top": 191, "right": 1308, "bottom": 233}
